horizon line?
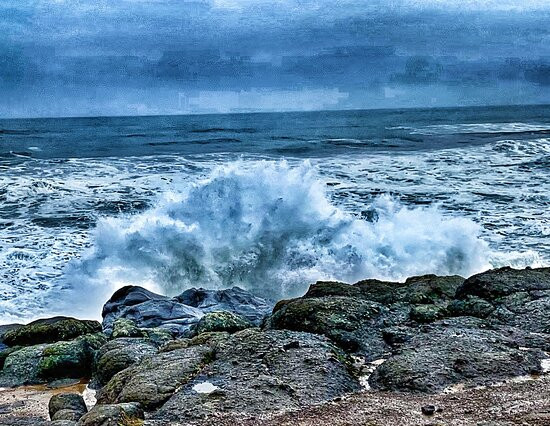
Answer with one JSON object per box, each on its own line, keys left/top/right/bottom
{"left": 1, "top": 102, "right": 550, "bottom": 121}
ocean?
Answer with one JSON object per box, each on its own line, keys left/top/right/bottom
{"left": 1, "top": 105, "right": 549, "bottom": 323}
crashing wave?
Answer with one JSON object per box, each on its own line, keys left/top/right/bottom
{"left": 65, "top": 160, "right": 495, "bottom": 311}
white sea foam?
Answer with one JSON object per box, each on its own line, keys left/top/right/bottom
{"left": 63, "top": 160, "right": 494, "bottom": 313}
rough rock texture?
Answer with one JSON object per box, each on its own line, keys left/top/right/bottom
{"left": 455, "top": 266, "right": 550, "bottom": 333}
{"left": 369, "top": 317, "right": 546, "bottom": 392}
{"left": 2, "top": 318, "right": 101, "bottom": 347}
{"left": 189, "top": 311, "right": 254, "bottom": 337}
{"left": 102, "top": 285, "right": 272, "bottom": 336}
{"left": 0, "top": 324, "right": 22, "bottom": 351}
{"left": 176, "top": 287, "right": 272, "bottom": 325}
{"left": 150, "top": 329, "right": 360, "bottom": 423}
{"left": 96, "top": 344, "right": 214, "bottom": 410}
{"left": 181, "top": 375, "right": 550, "bottom": 426}
{"left": 267, "top": 275, "right": 463, "bottom": 360}
{"left": 94, "top": 338, "right": 159, "bottom": 386}
{"left": 0, "top": 334, "right": 107, "bottom": 387}
{"left": 48, "top": 393, "right": 87, "bottom": 420}
{"left": 77, "top": 402, "right": 144, "bottom": 426}
{"left": 268, "top": 268, "right": 550, "bottom": 393}
{"left": 95, "top": 328, "right": 359, "bottom": 423}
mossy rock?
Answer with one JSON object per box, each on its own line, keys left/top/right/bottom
{"left": 0, "top": 345, "right": 22, "bottom": 370}
{"left": 448, "top": 296, "right": 495, "bottom": 318}
{"left": 410, "top": 304, "right": 447, "bottom": 323}
{"left": 78, "top": 402, "right": 144, "bottom": 426}
{"left": 189, "top": 311, "right": 253, "bottom": 337}
{"left": 39, "top": 333, "right": 107, "bottom": 380}
{"left": 0, "top": 333, "right": 107, "bottom": 386}
{"left": 111, "top": 319, "right": 147, "bottom": 339}
{"left": 3, "top": 317, "right": 102, "bottom": 347}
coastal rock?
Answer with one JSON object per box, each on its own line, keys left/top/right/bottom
{"left": 0, "top": 324, "right": 23, "bottom": 350}
{"left": 150, "top": 329, "right": 360, "bottom": 423}
{"left": 305, "top": 275, "right": 464, "bottom": 305}
{"left": 266, "top": 275, "right": 464, "bottom": 359}
{"left": 101, "top": 286, "right": 169, "bottom": 335}
{"left": 266, "top": 295, "right": 396, "bottom": 359}
{"left": 456, "top": 267, "right": 550, "bottom": 300}
{"left": 2, "top": 317, "right": 101, "bottom": 347}
{"left": 456, "top": 267, "right": 550, "bottom": 333}
{"left": 101, "top": 285, "right": 271, "bottom": 337}
{"left": 368, "top": 317, "right": 547, "bottom": 393}
{"left": 49, "top": 393, "right": 87, "bottom": 420}
{"left": 77, "top": 402, "right": 144, "bottom": 426}
{"left": 188, "top": 311, "right": 254, "bottom": 337}
{"left": 51, "top": 410, "right": 84, "bottom": 422}
{"left": 0, "top": 333, "right": 107, "bottom": 387}
{"left": 94, "top": 337, "right": 159, "bottom": 386}
{"left": 110, "top": 319, "right": 147, "bottom": 339}
{"left": 175, "top": 286, "right": 272, "bottom": 325}
{"left": 97, "top": 344, "right": 214, "bottom": 410}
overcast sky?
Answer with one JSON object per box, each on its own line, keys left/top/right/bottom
{"left": 1, "top": 0, "right": 549, "bottom": 117}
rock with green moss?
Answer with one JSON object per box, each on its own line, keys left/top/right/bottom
{"left": 2, "top": 317, "right": 101, "bottom": 347}
{"left": 369, "top": 317, "right": 547, "bottom": 393}
{"left": 0, "top": 333, "right": 107, "bottom": 387}
{"left": 94, "top": 338, "right": 158, "bottom": 386}
{"left": 188, "top": 311, "right": 253, "bottom": 337}
{"left": 448, "top": 295, "right": 495, "bottom": 318}
{"left": 110, "top": 319, "right": 147, "bottom": 339}
{"left": 78, "top": 402, "right": 144, "bottom": 426}
{"left": 266, "top": 295, "right": 404, "bottom": 359}
{"left": 266, "top": 275, "right": 465, "bottom": 359}
{"left": 410, "top": 304, "right": 447, "bottom": 323}
{"left": 149, "top": 328, "right": 360, "bottom": 423}
{"left": 0, "top": 345, "right": 22, "bottom": 370}
{"left": 97, "top": 344, "right": 214, "bottom": 410}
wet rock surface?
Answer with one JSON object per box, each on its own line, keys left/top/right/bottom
{"left": 150, "top": 329, "right": 360, "bottom": 422}
{"left": 0, "top": 334, "right": 107, "bottom": 387}
{"left": 93, "top": 337, "right": 159, "bottom": 387}
{"left": 268, "top": 267, "right": 550, "bottom": 393}
{"left": 48, "top": 393, "right": 87, "bottom": 420}
{"left": 77, "top": 402, "right": 144, "bottom": 426}
{"left": 102, "top": 285, "right": 272, "bottom": 337}
{"left": 3, "top": 318, "right": 101, "bottom": 347}
{"left": 1, "top": 268, "right": 550, "bottom": 424}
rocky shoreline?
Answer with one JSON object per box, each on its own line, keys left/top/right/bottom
{"left": 1, "top": 266, "right": 549, "bottom": 425}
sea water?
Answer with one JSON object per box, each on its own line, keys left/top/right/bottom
{"left": 0, "top": 105, "right": 549, "bottom": 322}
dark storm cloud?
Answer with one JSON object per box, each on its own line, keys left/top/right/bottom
{"left": 1, "top": 0, "right": 550, "bottom": 117}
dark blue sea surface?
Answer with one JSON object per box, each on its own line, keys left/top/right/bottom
{"left": 0, "top": 105, "right": 549, "bottom": 322}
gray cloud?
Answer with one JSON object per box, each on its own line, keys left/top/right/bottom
{"left": 1, "top": 1, "right": 549, "bottom": 117}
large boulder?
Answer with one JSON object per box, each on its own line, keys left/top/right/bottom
{"left": 0, "top": 333, "right": 107, "bottom": 387}
{"left": 455, "top": 267, "right": 550, "bottom": 333}
{"left": 2, "top": 317, "right": 101, "bottom": 347}
{"left": 266, "top": 275, "right": 463, "bottom": 360}
{"left": 0, "top": 323, "right": 22, "bottom": 350}
{"left": 96, "top": 328, "right": 359, "bottom": 422}
{"left": 94, "top": 337, "right": 159, "bottom": 386}
{"left": 151, "top": 329, "right": 360, "bottom": 423}
{"left": 267, "top": 295, "right": 399, "bottom": 359}
{"left": 457, "top": 267, "right": 550, "bottom": 299}
{"left": 176, "top": 286, "right": 272, "bottom": 324}
{"left": 369, "top": 317, "right": 547, "bottom": 393}
{"left": 101, "top": 285, "right": 271, "bottom": 337}
{"left": 97, "top": 343, "right": 214, "bottom": 410}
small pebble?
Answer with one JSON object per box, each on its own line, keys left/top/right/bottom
{"left": 421, "top": 404, "right": 436, "bottom": 415}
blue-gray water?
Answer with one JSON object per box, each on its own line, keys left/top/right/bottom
{"left": 1, "top": 105, "right": 549, "bottom": 322}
